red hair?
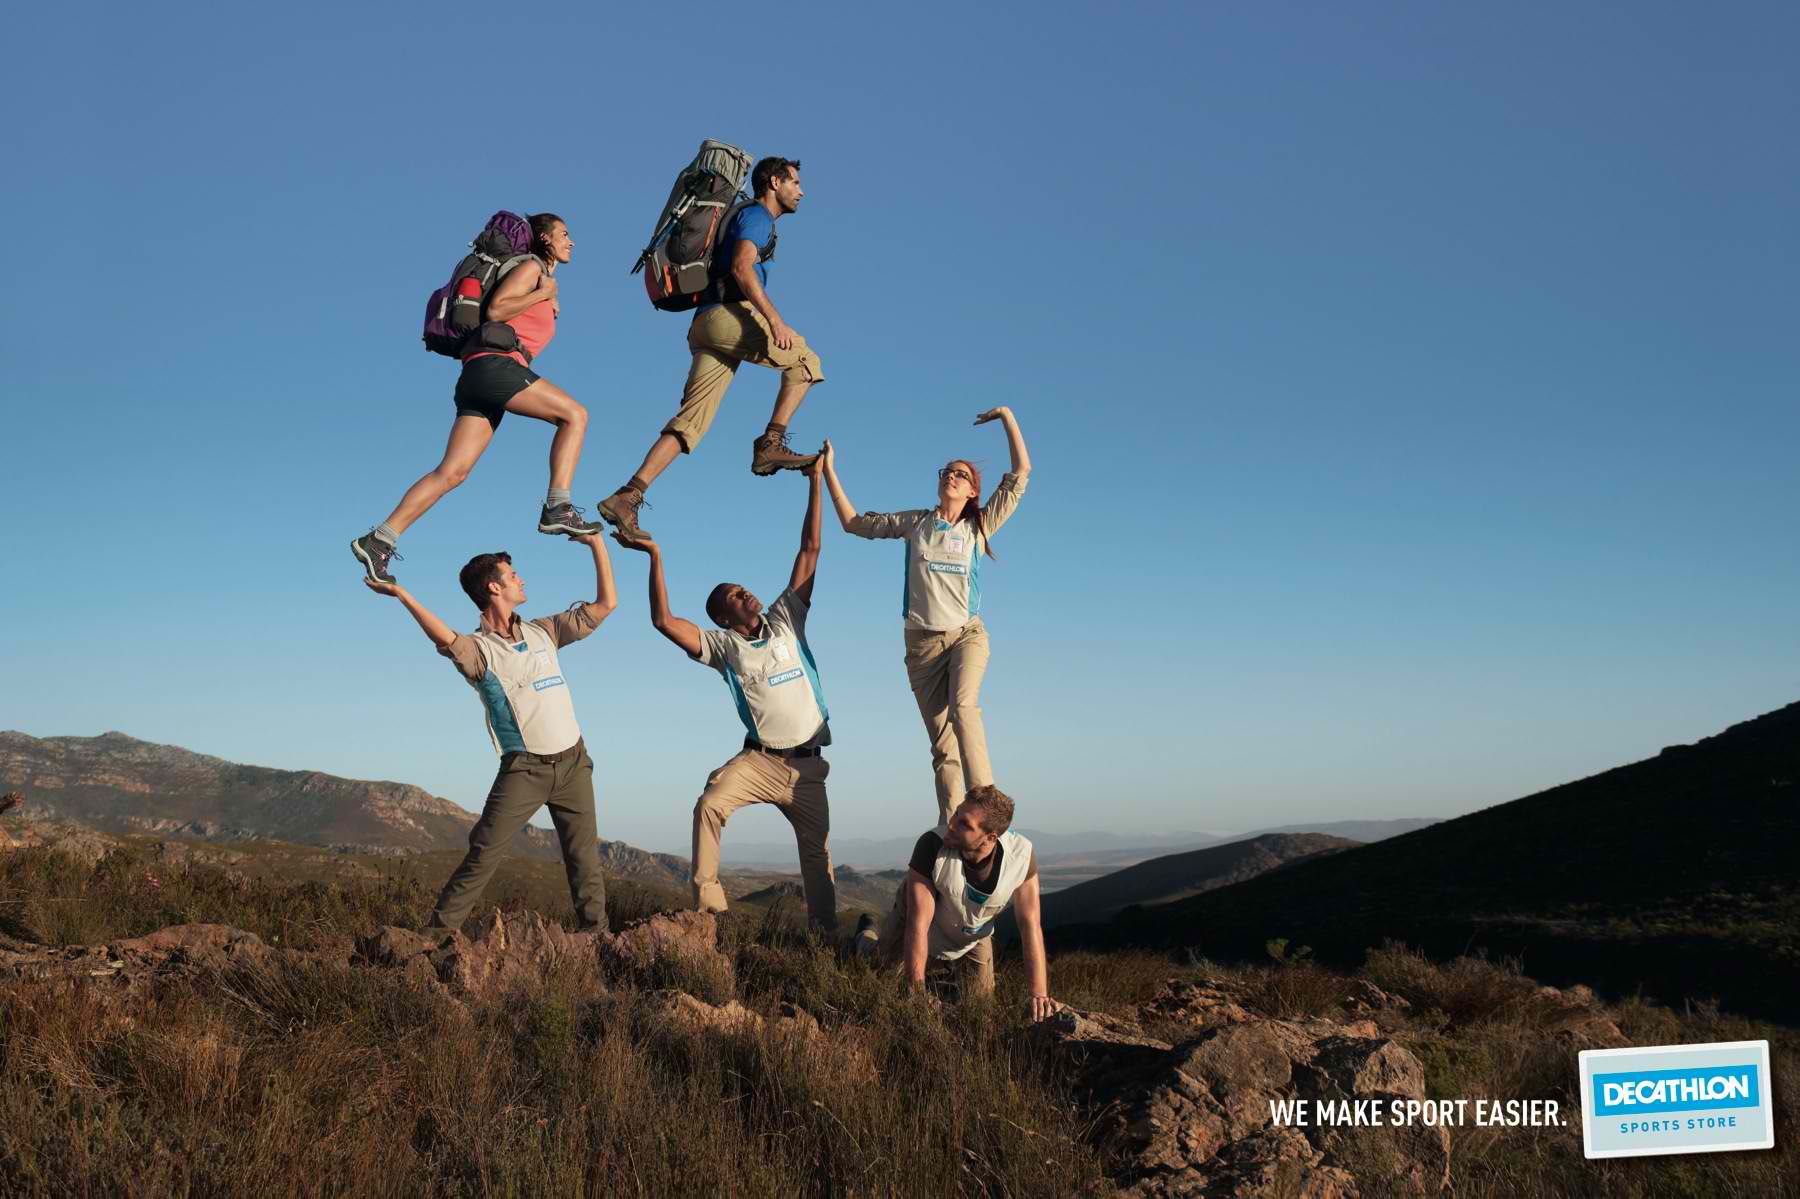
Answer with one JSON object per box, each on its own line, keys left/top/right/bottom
{"left": 946, "top": 459, "right": 996, "bottom": 559}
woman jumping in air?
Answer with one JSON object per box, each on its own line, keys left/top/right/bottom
{"left": 821, "top": 407, "right": 1031, "bottom": 825}
{"left": 353, "top": 213, "right": 600, "bottom": 584}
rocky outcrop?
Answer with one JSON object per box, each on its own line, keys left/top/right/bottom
{"left": 0, "top": 924, "right": 272, "bottom": 1003}
{"left": 349, "top": 909, "right": 733, "bottom": 1003}
{"left": 1036, "top": 981, "right": 1452, "bottom": 1197}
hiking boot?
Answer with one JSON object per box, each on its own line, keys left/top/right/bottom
{"left": 537, "top": 501, "right": 603, "bottom": 537}
{"left": 851, "top": 912, "right": 879, "bottom": 960}
{"left": 751, "top": 430, "right": 819, "bottom": 476}
{"left": 596, "top": 488, "right": 653, "bottom": 545}
{"left": 350, "top": 532, "right": 401, "bottom": 585}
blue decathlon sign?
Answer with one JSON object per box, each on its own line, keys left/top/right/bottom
{"left": 1580, "top": 1041, "right": 1774, "bottom": 1159}
{"left": 1591, "top": 1066, "right": 1760, "bottom": 1117}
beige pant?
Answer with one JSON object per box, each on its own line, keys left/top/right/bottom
{"left": 859, "top": 879, "right": 995, "bottom": 996}
{"left": 904, "top": 618, "right": 993, "bottom": 826}
{"left": 691, "top": 749, "right": 836, "bottom": 932}
{"left": 662, "top": 302, "right": 826, "bottom": 453}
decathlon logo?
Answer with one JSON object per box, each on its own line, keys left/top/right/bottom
{"left": 927, "top": 561, "right": 969, "bottom": 575}
{"left": 1580, "top": 1041, "right": 1774, "bottom": 1159}
{"left": 767, "top": 668, "right": 804, "bottom": 686}
{"left": 1593, "top": 1067, "right": 1759, "bottom": 1116}
{"left": 531, "top": 676, "right": 565, "bottom": 691}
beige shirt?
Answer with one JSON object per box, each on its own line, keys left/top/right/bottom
{"left": 847, "top": 473, "right": 1027, "bottom": 631}
{"left": 440, "top": 606, "right": 598, "bottom": 755}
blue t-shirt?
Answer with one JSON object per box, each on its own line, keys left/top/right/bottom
{"left": 700, "top": 204, "right": 775, "bottom": 311}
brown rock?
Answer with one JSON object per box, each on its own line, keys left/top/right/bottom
{"left": 1041, "top": 987, "right": 1452, "bottom": 1197}
{"left": 427, "top": 910, "right": 602, "bottom": 1000}
{"left": 601, "top": 909, "right": 721, "bottom": 971}
{"left": 1140, "top": 978, "right": 1256, "bottom": 1031}
{"left": 652, "top": 990, "right": 763, "bottom": 1035}
{"left": 1343, "top": 979, "right": 1411, "bottom": 1015}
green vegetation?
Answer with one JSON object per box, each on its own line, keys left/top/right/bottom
{"left": 0, "top": 845, "right": 1795, "bottom": 1196}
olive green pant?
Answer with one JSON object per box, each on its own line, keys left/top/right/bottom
{"left": 430, "top": 741, "right": 606, "bottom": 932}
{"left": 904, "top": 617, "right": 993, "bottom": 827}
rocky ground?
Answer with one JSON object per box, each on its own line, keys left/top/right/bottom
{"left": 2, "top": 811, "right": 1795, "bottom": 1196}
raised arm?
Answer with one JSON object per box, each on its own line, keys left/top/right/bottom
{"left": 820, "top": 440, "right": 857, "bottom": 531}
{"left": 485, "top": 258, "right": 556, "bottom": 323}
{"left": 571, "top": 532, "right": 618, "bottom": 626}
{"left": 1011, "top": 874, "right": 1056, "bottom": 1022}
{"left": 529, "top": 534, "right": 622, "bottom": 649}
{"left": 788, "top": 458, "right": 824, "bottom": 603}
{"left": 902, "top": 871, "right": 936, "bottom": 990}
{"left": 364, "top": 578, "right": 457, "bottom": 651}
{"left": 826, "top": 442, "right": 912, "bottom": 540}
{"left": 615, "top": 536, "right": 703, "bottom": 657}
{"left": 974, "top": 406, "right": 1031, "bottom": 480}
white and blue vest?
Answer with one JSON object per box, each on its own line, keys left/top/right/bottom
{"left": 695, "top": 589, "right": 831, "bottom": 750}
{"left": 927, "top": 831, "right": 1035, "bottom": 960}
{"left": 464, "top": 619, "right": 581, "bottom": 756}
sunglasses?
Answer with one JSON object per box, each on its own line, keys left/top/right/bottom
{"left": 938, "top": 467, "right": 973, "bottom": 484}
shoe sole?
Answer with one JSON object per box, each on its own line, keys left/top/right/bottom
{"left": 538, "top": 522, "right": 600, "bottom": 535}
{"left": 751, "top": 457, "right": 818, "bottom": 477}
{"left": 350, "top": 539, "right": 395, "bottom": 584}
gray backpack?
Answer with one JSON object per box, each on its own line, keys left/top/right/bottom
{"left": 631, "top": 140, "right": 756, "bottom": 311}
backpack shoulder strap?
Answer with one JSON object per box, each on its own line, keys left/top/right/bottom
{"left": 496, "top": 254, "right": 537, "bottom": 281}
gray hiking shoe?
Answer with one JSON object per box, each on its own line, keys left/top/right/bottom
{"left": 596, "top": 488, "right": 652, "bottom": 545}
{"left": 751, "top": 431, "right": 819, "bottom": 476}
{"left": 538, "top": 501, "right": 603, "bottom": 537}
{"left": 351, "top": 532, "right": 400, "bottom": 585}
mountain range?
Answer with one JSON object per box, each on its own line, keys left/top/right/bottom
{"left": 1054, "top": 701, "right": 1800, "bottom": 1021}
{"left": 0, "top": 731, "right": 691, "bottom": 883}
{"left": 1029, "top": 832, "right": 1362, "bottom": 929}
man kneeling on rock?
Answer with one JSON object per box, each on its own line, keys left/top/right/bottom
{"left": 855, "top": 785, "right": 1057, "bottom": 1021}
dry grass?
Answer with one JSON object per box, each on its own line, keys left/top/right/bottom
{"left": 0, "top": 846, "right": 1795, "bottom": 1197}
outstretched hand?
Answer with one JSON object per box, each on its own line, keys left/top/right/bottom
{"left": 817, "top": 438, "right": 834, "bottom": 473}
{"left": 362, "top": 577, "right": 401, "bottom": 598}
{"left": 805, "top": 441, "right": 828, "bottom": 479}
{"left": 612, "top": 531, "right": 656, "bottom": 555}
{"left": 973, "top": 406, "right": 1012, "bottom": 425}
{"left": 1028, "top": 994, "right": 1060, "bottom": 1024}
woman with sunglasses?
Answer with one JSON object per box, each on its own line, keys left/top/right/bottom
{"left": 821, "top": 407, "right": 1031, "bottom": 825}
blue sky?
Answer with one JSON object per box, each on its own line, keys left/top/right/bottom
{"left": 3, "top": 2, "right": 1795, "bottom": 856}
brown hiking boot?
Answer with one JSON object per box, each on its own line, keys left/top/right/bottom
{"left": 596, "top": 488, "right": 652, "bottom": 545}
{"left": 751, "top": 430, "right": 819, "bottom": 476}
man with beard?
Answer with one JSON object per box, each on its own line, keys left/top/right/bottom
{"left": 855, "top": 784, "right": 1056, "bottom": 1020}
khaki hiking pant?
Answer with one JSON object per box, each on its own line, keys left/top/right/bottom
{"left": 662, "top": 302, "right": 826, "bottom": 453}
{"left": 904, "top": 617, "right": 993, "bottom": 826}
{"left": 430, "top": 739, "right": 606, "bottom": 932}
{"left": 858, "top": 879, "right": 995, "bottom": 996}
{"left": 691, "top": 748, "right": 836, "bottom": 933}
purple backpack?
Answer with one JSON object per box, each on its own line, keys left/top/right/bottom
{"left": 422, "top": 212, "right": 535, "bottom": 357}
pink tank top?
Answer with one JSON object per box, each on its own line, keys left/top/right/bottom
{"left": 466, "top": 259, "right": 557, "bottom": 367}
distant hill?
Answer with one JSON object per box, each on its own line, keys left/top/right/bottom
{"left": 0, "top": 732, "right": 689, "bottom": 886}
{"left": 719, "top": 827, "right": 1227, "bottom": 870}
{"left": 1238, "top": 818, "right": 1437, "bottom": 843}
{"left": 1032, "top": 833, "right": 1361, "bottom": 929}
{"left": 1060, "top": 702, "right": 1800, "bottom": 1020}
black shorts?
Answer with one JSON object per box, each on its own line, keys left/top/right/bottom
{"left": 454, "top": 355, "right": 539, "bottom": 430}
